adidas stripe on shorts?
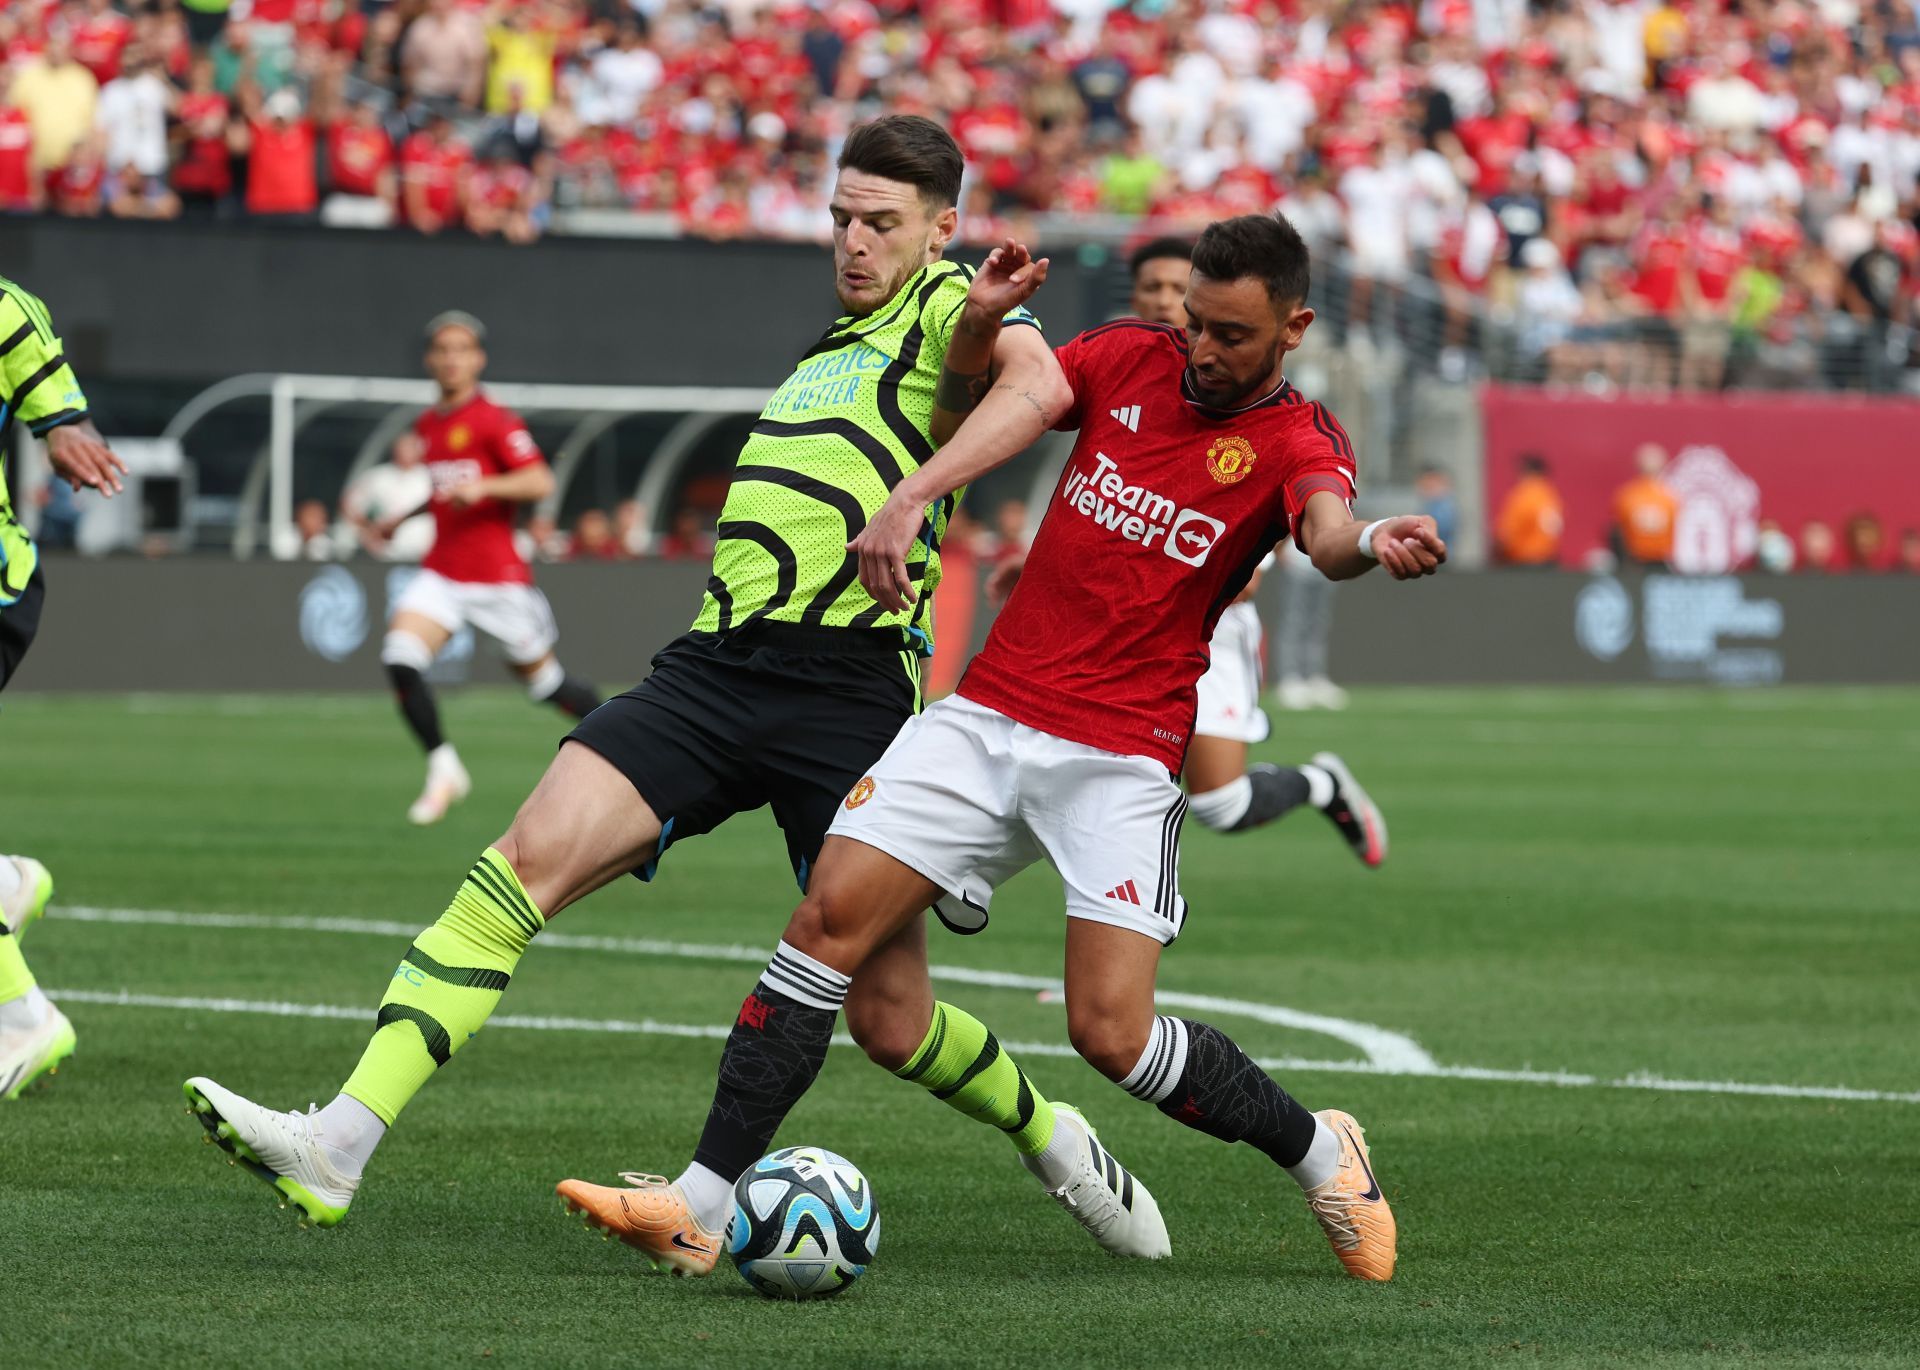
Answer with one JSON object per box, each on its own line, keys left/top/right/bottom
{"left": 826, "top": 695, "right": 1190, "bottom": 945}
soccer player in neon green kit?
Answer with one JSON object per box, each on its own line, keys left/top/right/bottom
{"left": 0, "top": 273, "right": 129, "bottom": 1100}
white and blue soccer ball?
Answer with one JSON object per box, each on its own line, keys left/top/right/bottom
{"left": 728, "top": 1146, "right": 879, "bottom": 1300}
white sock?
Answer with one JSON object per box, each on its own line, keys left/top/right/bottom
{"left": 313, "top": 1094, "right": 387, "bottom": 1177}
{"left": 0, "top": 856, "right": 21, "bottom": 899}
{"left": 1186, "top": 777, "right": 1253, "bottom": 831}
{"left": 525, "top": 657, "right": 565, "bottom": 701}
{"left": 1298, "top": 763, "right": 1336, "bottom": 810}
{"left": 427, "top": 743, "right": 463, "bottom": 778}
{"left": 675, "top": 1161, "right": 735, "bottom": 1233}
{"left": 1285, "top": 1114, "right": 1342, "bottom": 1190}
{"left": 1119, "top": 1015, "right": 1189, "bottom": 1104}
{"left": 0, "top": 985, "right": 51, "bottom": 1031}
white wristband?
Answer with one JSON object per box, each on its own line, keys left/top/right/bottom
{"left": 1357, "top": 518, "right": 1391, "bottom": 561}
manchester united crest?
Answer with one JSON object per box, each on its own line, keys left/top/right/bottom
{"left": 1205, "top": 435, "right": 1258, "bottom": 484}
{"left": 448, "top": 424, "right": 471, "bottom": 452}
{"left": 845, "top": 777, "right": 876, "bottom": 809}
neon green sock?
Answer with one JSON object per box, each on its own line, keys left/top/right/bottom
{"left": 341, "top": 848, "right": 544, "bottom": 1125}
{"left": 0, "top": 927, "right": 33, "bottom": 1003}
{"left": 895, "top": 1001, "right": 1057, "bottom": 1156}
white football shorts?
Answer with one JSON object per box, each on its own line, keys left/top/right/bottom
{"left": 392, "top": 568, "right": 558, "bottom": 665}
{"left": 1194, "top": 599, "right": 1269, "bottom": 744}
{"left": 827, "top": 695, "right": 1190, "bottom": 945}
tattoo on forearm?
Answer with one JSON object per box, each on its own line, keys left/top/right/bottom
{"left": 996, "top": 382, "right": 1054, "bottom": 424}
{"left": 936, "top": 366, "right": 992, "bottom": 413}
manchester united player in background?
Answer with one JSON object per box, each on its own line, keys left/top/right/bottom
{"left": 605, "top": 213, "right": 1444, "bottom": 1282}
{"left": 378, "top": 312, "right": 600, "bottom": 825}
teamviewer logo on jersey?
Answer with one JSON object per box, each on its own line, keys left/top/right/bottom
{"left": 1164, "top": 510, "right": 1225, "bottom": 566}
{"left": 1059, "top": 452, "right": 1229, "bottom": 568}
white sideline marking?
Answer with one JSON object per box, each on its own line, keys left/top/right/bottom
{"left": 46, "top": 988, "right": 1920, "bottom": 1105}
{"left": 51, "top": 905, "right": 1439, "bottom": 1073}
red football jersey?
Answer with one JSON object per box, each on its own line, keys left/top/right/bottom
{"left": 958, "top": 321, "right": 1357, "bottom": 772}
{"left": 0, "top": 108, "right": 33, "bottom": 209}
{"left": 416, "top": 393, "right": 543, "bottom": 584}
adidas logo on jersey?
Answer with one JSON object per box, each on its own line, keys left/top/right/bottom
{"left": 1104, "top": 879, "right": 1143, "bottom": 905}
{"left": 1109, "top": 404, "right": 1141, "bottom": 432}
{"left": 1059, "top": 452, "right": 1227, "bottom": 567}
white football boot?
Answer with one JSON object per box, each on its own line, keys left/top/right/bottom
{"left": 1306, "top": 676, "right": 1351, "bottom": 710}
{"left": 1, "top": 1001, "right": 75, "bottom": 1100}
{"left": 1022, "top": 1104, "right": 1170, "bottom": 1258}
{"left": 1, "top": 855, "right": 73, "bottom": 1100}
{"left": 407, "top": 750, "right": 471, "bottom": 826}
{"left": 183, "top": 1076, "right": 360, "bottom": 1227}
{"left": 0, "top": 854, "right": 54, "bottom": 939}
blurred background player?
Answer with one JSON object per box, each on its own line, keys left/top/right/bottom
{"left": 1073, "top": 238, "right": 1386, "bottom": 861}
{"left": 376, "top": 311, "right": 600, "bottom": 825}
{"left": 342, "top": 429, "right": 434, "bottom": 562}
{"left": 1, "top": 272, "right": 127, "bottom": 1099}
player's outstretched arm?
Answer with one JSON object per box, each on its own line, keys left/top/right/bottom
{"left": 852, "top": 325, "right": 1072, "bottom": 612}
{"left": 1297, "top": 491, "right": 1446, "bottom": 582}
{"left": 447, "top": 461, "right": 555, "bottom": 508}
{"left": 929, "top": 239, "right": 1050, "bottom": 448}
{"left": 44, "top": 420, "right": 128, "bottom": 498}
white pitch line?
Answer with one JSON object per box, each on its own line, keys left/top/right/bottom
{"left": 50, "top": 906, "right": 1438, "bottom": 1073}
{"left": 45, "top": 989, "right": 1920, "bottom": 1105}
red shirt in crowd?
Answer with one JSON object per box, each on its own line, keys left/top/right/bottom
{"left": 468, "top": 160, "right": 531, "bottom": 212}
{"left": 49, "top": 152, "right": 105, "bottom": 214}
{"left": 172, "top": 92, "right": 232, "bottom": 198}
{"left": 959, "top": 321, "right": 1358, "bottom": 774}
{"left": 1630, "top": 223, "right": 1688, "bottom": 314}
{"left": 400, "top": 131, "right": 470, "bottom": 223}
{"left": 0, "top": 107, "right": 34, "bottom": 209}
{"left": 247, "top": 117, "right": 317, "bottom": 214}
{"left": 1687, "top": 218, "right": 1744, "bottom": 305}
{"left": 1455, "top": 111, "right": 1531, "bottom": 197}
{"left": 71, "top": 7, "right": 131, "bottom": 82}
{"left": 327, "top": 121, "right": 394, "bottom": 196}
{"left": 417, "top": 393, "right": 544, "bottom": 585}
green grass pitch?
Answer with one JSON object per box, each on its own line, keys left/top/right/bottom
{"left": 2, "top": 685, "right": 1916, "bottom": 1367}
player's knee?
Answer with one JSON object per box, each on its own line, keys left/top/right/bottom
{"left": 782, "top": 891, "right": 840, "bottom": 962}
{"left": 1067, "top": 1005, "right": 1152, "bottom": 1083}
{"left": 381, "top": 630, "right": 435, "bottom": 674}
{"left": 783, "top": 872, "right": 877, "bottom": 969}
{"left": 1185, "top": 780, "right": 1245, "bottom": 831}
{"left": 842, "top": 989, "right": 921, "bottom": 1072}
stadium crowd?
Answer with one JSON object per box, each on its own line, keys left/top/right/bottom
{"left": 2, "top": 0, "right": 1918, "bottom": 388}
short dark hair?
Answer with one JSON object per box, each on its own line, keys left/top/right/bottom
{"left": 837, "top": 115, "right": 964, "bottom": 209}
{"left": 1190, "top": 214, "right": 1311, "bottom": 307}
{"left": 1129, "top": 236, "right": 1193, "bottom": 280}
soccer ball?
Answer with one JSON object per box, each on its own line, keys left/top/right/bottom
{"left": 728, "top": 1146, "right": 879, "bottom": 1300}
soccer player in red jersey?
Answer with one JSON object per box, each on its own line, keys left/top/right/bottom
{"left": 995, "top": 236, "right": 1388, "bottom": 861}
{"left": 614, "top": 214, "right": 1443, "bottom": 1279}
{"left": 378, "top": 311, "right": 600, "bottom": 825}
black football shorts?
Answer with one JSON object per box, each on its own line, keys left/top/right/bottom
{"left": 0, "top": 564, "right": 47, "bottom": 693}
{"left": 565, "top": 622, "right": 923, "bottom": 889}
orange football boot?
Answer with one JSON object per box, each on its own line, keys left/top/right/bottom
{"left": 1303, "top": 1109, "right": 1397, "bottom": 1281}
{"left": 555, "top": 1171, "right": 724, "bottom": 1276}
